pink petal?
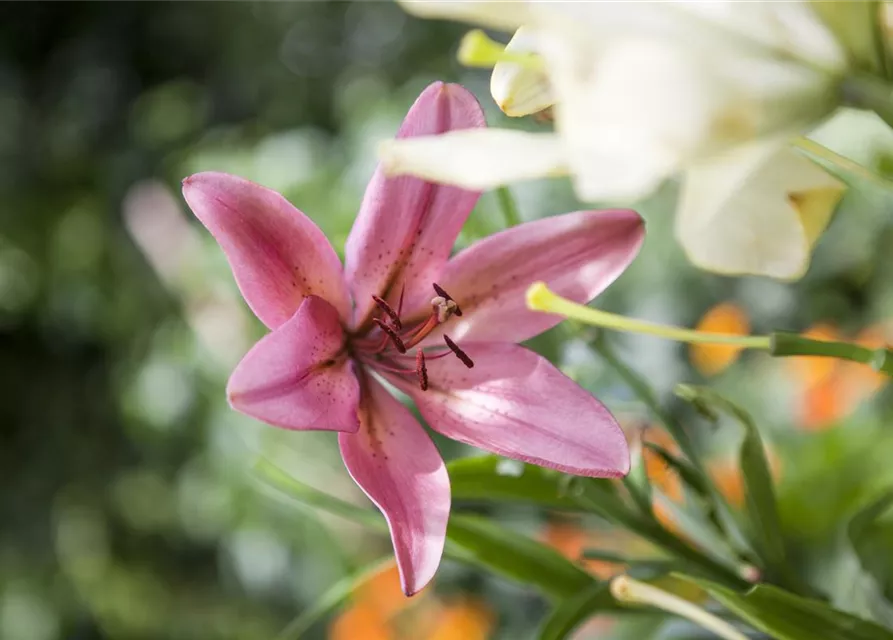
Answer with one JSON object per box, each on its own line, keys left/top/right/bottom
{"left": 339, "top": 378, "right": 450, "bottom": 596}
{"left": 431, "top": 209, "right": 644, "bottom": 344}
{"left": 390, "top": 342, "right": 629, "bottom": 477}
{"left": 227, "top": 296, "right": 360, "bottom": 432}
{"left": 182, "top": 172, "right": 351, "bottom": 329}
{"left": 344, "top": 82, "right": 485, "bottom": 330}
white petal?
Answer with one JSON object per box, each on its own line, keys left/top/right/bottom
{"left": 397, "top": 0, "right": 529, "bottom": 31}
{"left": 544, "top": 36, "right": 717, "bottom": 201}
{"left": 677, "top": 139, "right": 845, "bottom": 280}
{"left": 491, "top": 28, "right": 554, "bottom": 117}
{"left": 378, "top": 129, "right": 567, "bottom": 191}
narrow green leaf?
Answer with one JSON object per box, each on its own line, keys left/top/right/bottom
{"left": 848, "top": 489, "right": 893, "bottom": 611}
{"left": 581, "top": 549, "right": 680, "bottom": 579}
{"left": 850, "top": 489, "right": 893, "bottom": 545}
{"left": 448, "top": 456, "right": 582, "bottom": 510}
{"left": 446, "top": 515, "right": 595, "bottom": 600}
{"left": 275, "top": 557, "right": 393, "bottom": 640}
{"left": 643, "top": 442, "right": 709, "bottom": 498}
{"left": 623, "top": 442, "right": 654, "bottom": 516}
{"left": 793, "top": 137, "right": 893, "bottom": 196}
{"left": 575, "top": 481, "right": 748, "bottom": 589}
{"left": 253, "top": 457, "right": 385, "bottom": 531}
{"left": 675, "top": 386, "right": 796, "bottom": 590}
{"left": 495, "top": 185, "right": 521, "bottom": 227}
{"left": 537, "top": 582, "right": 615, "bottom": 640}
{"left": 591, "top": 336, "right": 751, "bottom": 555}
{"left": 677, "top": 575, "right": 893, "bottom": 640}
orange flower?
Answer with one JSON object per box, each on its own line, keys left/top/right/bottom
{"left": 329, "top": 561, "right": 493, "bottom": 640}
{"left": 425, "top": 600, "right": 494, "bottom": 640}
{"left": 689, "top": 303, "right": 750, "bottom": 376}
{"left": 330, "top": 602, "right": 393, "bottom": 640}
{"left": 355, "top": 563, "right": 414, "bottom": 620}
{"left": 329, "top": 562, "right": 413, "bottom": 640}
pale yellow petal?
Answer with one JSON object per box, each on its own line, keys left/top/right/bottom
{"left": 677, "top": 140, "right": 845, "bottom": 280}
{"left": 378, "top": 129, "right": 568, "bottom": 190}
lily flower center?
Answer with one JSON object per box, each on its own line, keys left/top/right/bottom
{"left": 353, "top": 283, "right": 474, "bottom": 390}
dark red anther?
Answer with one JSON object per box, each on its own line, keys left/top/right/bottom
{"left": 443, "top": 335, "right": 474, "bottom": 368}
{"left": 373, "top": 318, "right": 406, "bottom": 353}
{"left": 416, "top": 348, "right": 428, "bottom": 391}
{"left": 372, "top": 294, "right": 402, "bottom": 330}
{"left": 432, "top": 283, "right": 462, "bottom": 316}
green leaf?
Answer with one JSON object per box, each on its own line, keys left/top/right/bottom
{"left": 643, "top": 442, "right": 709, "bottom": 498}
{"left": 793, "top": 137, "right": 893, "bottom": 199}
{"left": 275, "top": 557, "right": 393, "bottom": 640}
{"left": 675, "top": 386, "right": 794, "bottom": 590}
{"left": 849, "top": 489, "right": 893, "bottom": 610}
{"left": 623, "top": 442, "right": 654, "bottom": 516}
{"left": 677, "top": 576, "right": 893, "bottom": 640}
{"left": 849, "top": 489, "right": 893, "bottom": 549}
{"left": 574, "top": 480, "right": 748, "bottom": 589}
{"left": 253, "top": 457, "right": 385, "bottom": 531}
{"left": 537, "top": 582, "right": 615, "bottom": 640}
{"left": 446, "top": 515, "right": 595, "bottom": 600}
{"left": 254, "top": 457, "right": 595, "bottom": 600}
{"left": 592, "top": 336, "right": 751, "bottom": 555}
{"left": 581, "top": 549, "right": 680, "bottom": 579}
{"left": 448, "top": 455, "right": 583, "bottom": 510}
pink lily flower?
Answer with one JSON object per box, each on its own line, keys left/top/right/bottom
{"left": 182, "top": 82, "right": 644, "bottom": 596}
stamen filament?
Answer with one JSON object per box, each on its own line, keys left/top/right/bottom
{"left": 372, "top": 295, "right": 402, "bottom": 330}
{"left": 373, "top": 318, "right": 407, "bottom": 353}
{"left": 526, "top": 282, "right": 771, "bottom": 350}
{"left": 404, "top": 316, "right": 439, "bottom": 349}
{"left": 610, "top": 576, "right": 748, "bottom": 640}
{"left": 361, "top": 360, "right": 417, "bottom": 376}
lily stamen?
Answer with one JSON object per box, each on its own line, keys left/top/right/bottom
{"left": 432, "top": 283, "right": 462, "bottom": 316}
{"left": 373, "top": 318, "right": 407, "bottom": 353}
{"left": 416, "top": 349, "right": 428, "bottom": 391}
{"left": 373, "top": 294, "right": 403, "bottom": 330}
{"left": 444, "top": 335, "right": 474, "bottom": 368}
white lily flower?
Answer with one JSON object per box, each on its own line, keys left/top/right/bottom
{"left": 385, "top": 1, "right": 857, "bottom": 278}
{"left": 677, "top": 141, "right": 845, "bottom": 280}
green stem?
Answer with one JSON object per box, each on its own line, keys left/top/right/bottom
{"left": 770, "top": 332, "right": 893, "bottom": 376}
{"left": 495, "top": 186, "right": 521, "bottom": 228}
